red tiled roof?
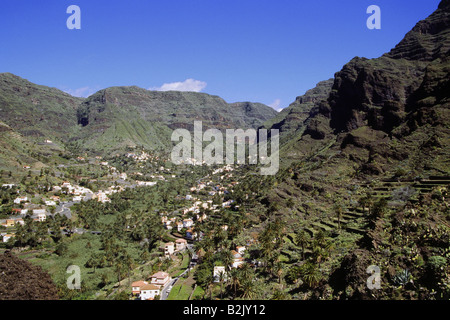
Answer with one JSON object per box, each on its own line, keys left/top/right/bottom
{"left": 141, "top": 284, "right": 160, "bottom": 291}
{"left": 151, "top": 271, "right": 169, "bottom": 279}
{"left": 131, "top": 280, "right": 148, "bottom": 287}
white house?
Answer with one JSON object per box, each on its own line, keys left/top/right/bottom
{"left": 33, "top": 208, "right": 46, "bottom": 215}
{"left": 197, "top": 183, "right": 206, "bottom": 190}
{"left": 164, "top": 242, "right": 174, "bottom": 257}
{"left": 164, "top": 220, "right": 173, "bottom": 230}
{"left": 236, "top": 246, "right": 246, "bottom": 255}
{"left": 161, "top": 216, "right": 175, "bottom": 230}
{"left": 196, "top": 213, "right": 207, "bottom": 222}
{"left": 2, "top": 234, "right": 15, "bottom": 243}
{"left": 150, "top": 271, "right": 171, "bottom": 288}
{"left": 222, "top": 200, "right": 234, "bottom": 207}
{"left": 14, "top": 196, "right": 28, "bottom": 204}
{"left": 131, "top": 280, "right": 148, "bottom": 295}
{"left": 96, "top": 191, "right": 110, "bottom": 203}
{"left": 61, "top": 182, "right": 72, "bottom": 189}
{"left": 140, "top": 284, "right": 161, "bottom": 300}
{"left": 175, "top": 238, "right": 187, "bottom": 251}
{"left": 231, "top": 250, "right": 244, "bottom": 268}
{"left": 137, "top": 181, "right": 157, "bottom": 187}
{"left": 183, "top": 219, "right": 194, "bottom": 229}
{"left": 213, "top": 266, "right": 227, "bottom": 282}
{"left": 33, "top": 210, "right": 47, "bottom": 222}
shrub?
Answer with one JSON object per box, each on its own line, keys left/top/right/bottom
{"left": 392, "top": 269, "right": 410, "bottom": 286}
{"left": 428, "top": 256, "right": 446, "bottom": 270}
{"left": 394, "top": 167, "right": 408, "bottom": 178}
{"left": 55, "top": 242, "right": 68, "bottom": 256}
{"left": 420, "top": 255, "right": 447, "bottom": 289}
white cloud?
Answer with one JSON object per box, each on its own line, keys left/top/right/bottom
{"left": 269, "top": 99, "right": 283, "bottom": 112}
{"left": 63, "top": 86, "right": 98, "bottom": 98}
{"left": 150, "top": 79, "right": 207, "bottom": 92}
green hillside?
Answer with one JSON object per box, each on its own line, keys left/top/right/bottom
{"left": 0, "top": 73, "right": 82, "bottom": 143}
{"left": 0, "top": 75, "right": 278, "bottom": 161}
{"left": 74, "top": 86, "right": 278, "bottom": 155}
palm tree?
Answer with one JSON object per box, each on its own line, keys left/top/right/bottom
{"left": 221, "top": 250, "right": 233, "bottom": 270}
{"left": 271, "top": 288, "right": 287, "bottom": 300}
{"left": 311, "top": 231, "right": 333, "bottom": 268}
{"left": 196, "top": 267, "right": 214, "bottom": 299}
{"left": 301, "top": 261, "right": 322, "bottom": 289}
{"left": 314, "top": 230, "right": 327, "bottom": 248}
{"left": 123, "top": 253, "right": 134, "bottom": 287}
{"left": 361, "top": 192, "right": 374, "bottom": 216}
{"left": 240, "top": 278, "right": 256, "bottom": 299}
{"left": 85, "top": 254, "right": 99, "bottom": 273}
{"left": 371, "top": 198, "right": 388, "bottom": 219}
{"left": 218, "top": 270, "right": 226, "bottom": 299}
{"left": 207, "top": 271, "right": 215, "bottom": 300}
{"left": 274, "top": 261, "right": 283, "bottom": 284}
{"left": 114, "top": 261, "right": 124, "bottom": 284}
{"left": 312, "top": 245, "right": 328, "bottom": 268}
{"left": 214, "top": 227, "right": 227, "bottom": 249}
{"left": 295, "top": 230, "right": 309, "bottom": 260}
{"left": 238, "top": 262, "right": 253, "bottom": 284}
{"left": 359, "top": 194, "right": 368, "bottom": 213}
{"left": 333, "top": 202, "right": 344, "bottom": 230}
{"left": 229, "top": 268, "right": 240, "bottom": 299}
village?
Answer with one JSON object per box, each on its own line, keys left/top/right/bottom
{"left": 128, "top": 162, "right": 263, "bottom": 300}
{"left": 0, "top": 151, "right": 171, "bottom": 243}
{"left": 0, "top": 149, "right": 261, "bottom": 301}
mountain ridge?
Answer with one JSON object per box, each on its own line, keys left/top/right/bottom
{"left": 267, "top": 0, "right": 449, "bottom": 176}
{"left": 0, "top": 73, "right": 278, "bottom": 160}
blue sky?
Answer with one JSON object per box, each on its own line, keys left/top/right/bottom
{"left": 0, "top": 0, "right": 441, "bottom": 110}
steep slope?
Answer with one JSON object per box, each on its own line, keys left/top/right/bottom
{"left": 229, "top": 101, "right": 281, "bottom": 129}
{"left": 0, "top": 121, "right": 34, "bottom": 171}
{"left": 0, "top": 73, "right": 80, "bottom": 172}
{"left": 272, "top": 0, "right": 449, "bottom": 176}
{"left": 264, "top": 79, "right": 334, "bottom": 136}
{"left": 261, "top": 79, "right": 333, "bottom": 163}
{"left": 0, "top": 74, "right": 278, "bottom": 157}
{"left": 74, "top": 86, "right": 278, "bottom": 154}
{"left": 250, "top": 1, "right": 449, "bottom": 300}
{"left": 0, "top": 73, "right": 83, "bottom": 143}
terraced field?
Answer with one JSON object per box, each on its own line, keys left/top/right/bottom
{"left": 304, "top": 176, "right": 449, "bottom": 239}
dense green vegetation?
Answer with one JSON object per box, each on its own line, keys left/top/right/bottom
{"left": 1, "top": 1, "right": 449, "bottom": 301}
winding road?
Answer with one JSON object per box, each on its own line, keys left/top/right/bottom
{"left": 160, "top": 244, "right": 196, "bottom": 300}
